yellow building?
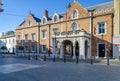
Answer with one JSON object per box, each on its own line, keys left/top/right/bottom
{"left": 16, "top": 0, "right": 120, "bottom": 59}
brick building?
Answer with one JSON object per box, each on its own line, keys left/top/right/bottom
{"left": 16, "top": 0, "right": 120, "bottom": 59}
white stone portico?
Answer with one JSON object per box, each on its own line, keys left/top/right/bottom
{"left": 52, "top": 30, "right": 90, "bottom": 59}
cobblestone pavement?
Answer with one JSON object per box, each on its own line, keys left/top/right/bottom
{"left": 0, "top": 54, "right": 120, "bottom": 81}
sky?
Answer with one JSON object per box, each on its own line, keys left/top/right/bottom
{"left": 0, "top": 0, "right": 113, "bottom": 35}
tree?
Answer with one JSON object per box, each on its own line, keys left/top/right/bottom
{"left": 18, "top": 46, "right": 24, "bottom": 51}
{"left": 1, "top": 46, "right": 7, "bottom": 53}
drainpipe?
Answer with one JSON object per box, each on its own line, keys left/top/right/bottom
{"left": 88, "top": 9, "right": 94, "bottom": 64}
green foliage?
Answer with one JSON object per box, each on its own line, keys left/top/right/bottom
{"left": 18, "top": 46, "right": 24, "bottom": 50}
{"left": 1, "top": 46, "right": 7, "bottom": 50}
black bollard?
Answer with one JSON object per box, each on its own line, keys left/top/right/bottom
{"left": 107, "top": 57, "right": 110, "bottom": 66}
{"left": 28, "top": 55, "right": 31, "bottom": 60}
{"left": 44, "top": 54, "right": 46, "bottom": 61}
{"left": 91, "top": 57, "right": 93, "bottom": 64}
{"left": 53, "top": 55, "right": 55, "bottom": 62}
{"left": 76, "top": 56, "right": 79, "bottom": 64}
{"left": 64, "top": 55, "right": 66, "bottom": 63}
{"left": 36, "top": 54, "right": 38, "bottom": 60}
{"left": 119, "top": 56, "right": 120, "bottom": 61}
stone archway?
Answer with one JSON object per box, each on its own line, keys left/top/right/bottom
{"left": 62, "top": 40, "right": 73, "bottom": 57}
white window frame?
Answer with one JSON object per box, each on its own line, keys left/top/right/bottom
{"left": 31, "top": 46, "right": 36, "bottom": 52}
{"left": 42, "top": 30, "right": 46, "bottom": 39}
{"left": 31, "top": 33, "right": 35, "bottom": 42}
{"left": 24, "top": 46, "right": 29, "bottom": 52}
{"left": 71, "top": 22, "right": 78, "bottom": 31}
{"left": 72, "top": 9, "right": 78, "bottom": 19}
{"left": 28, "top": 20, "right": 32, "bottom": 27}
{"left": 97, "top": 22, "right": 107, "bottom": 35}
{"left": 42, "top": 45, "right": 47, "bottom": 52}
{"left": 18, "top": 35, "right": 21, "bottom": 43}
{"left": 24, "top": 34, "right": 28, "bottom": 42}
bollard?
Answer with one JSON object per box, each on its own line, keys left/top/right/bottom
{"left": 107, "top": 57, "right": 110, "bottom": 66}
{"left": 119, "top": 56, "right": 120, "bottom": 61}
{"left": 36, "top": 55, "right": 38, "bottom": 60}
{"left": 64, "top": 55, "right": 66, "bottom": 63}
{"left": 44, "top": 54, "right": 46, "bottom": 61}
{"left": 28, "top": 55, "right": 31, "bottom": 60}
{"left": 76, "top": 56, "right": 79, "bottom": 64}
{"left": 91, "top": 57, "right": 93, "bottom": 64}
{"left": 53, "top": 55, "right": 55, "bottom": 62}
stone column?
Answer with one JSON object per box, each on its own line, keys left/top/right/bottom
{"left": 60, "top": 44, "right": 63, "bottom": 58}
{"left": 73, "top": 45, "right": 76, "bottom": 59}
{"left": 79, "top": 38, "right": 85, "bottom": 59}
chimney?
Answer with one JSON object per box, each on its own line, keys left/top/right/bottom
{"left": 68, "top": 3, "right": 71, "bottom": 9}
{"left": 44, "top": 10, "right": 48, "bottom": 17}
{"left": 114, "top": 0, "right": 120, "bottom": 35}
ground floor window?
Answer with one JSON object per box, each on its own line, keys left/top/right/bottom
{"left": 42, "top": 45, "right": 46, "bottom": 52}
{"left": 24, "top": 46, "right": 28, "bottom": 52}
{"left": 31, "top": 46, "right": 36, "bottom": 52}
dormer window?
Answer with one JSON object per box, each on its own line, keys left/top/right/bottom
{"left": 72, "top": 10, "right": 78, "bottom": 19}
{"left": 54, "top": 15, "right": 58, "bottom": 22}
{"left": 43, "top": 18, "right": 46, "bottom": 24}
{"left": 28, "top": 20, "right": 32, "bottom": 27}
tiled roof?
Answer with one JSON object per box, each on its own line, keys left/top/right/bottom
{"left": 33, "top": 16, "right": 41, "bottom": 22}
{"left": 86, "top": 1, "right": 114, "bottom": 12}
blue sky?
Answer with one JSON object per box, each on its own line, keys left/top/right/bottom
{"left": 0, "top": 0, "right": 113, "bottom": 34}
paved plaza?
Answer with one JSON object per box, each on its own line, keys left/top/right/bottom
{"left": 0, "top": 54, "right": 120, "bottom": 81}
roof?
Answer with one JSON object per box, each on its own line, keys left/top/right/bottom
{"left": 33, "top": 16, "right": 41, "bottom": 22}
{"left": 0, "top": 34, "right": 15, "bottom": 39}
{"left": 86, "top": 1, "right": 114, "bottom": 12}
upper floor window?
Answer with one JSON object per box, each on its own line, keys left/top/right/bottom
{"left": 72, "top": 10, "right": 78, "bottom": 19}
{"left": 98, "top": 22, "right": 106, "bottom": 35}
{"left": 9, "top": 39, "right": 11, "bottom": 44}
{"left": 13, "top": 39, "right": 14, "bottom": 44}
{"left": 42, "top": 30, "right": 46, "bottom": 39}
{"left": 43, "top": 18, "right": 46, "bottom": 24}
{"left": 54, "top": 15, "right": 58, "bottom": 22}
{"left": 28, "top": 20, "right": 32, "bottom": 27}
{"left": 71, "top": 22, "right": 78, "bottom": 31}
{"left": 18, "top": 35, "right": 20, "bottom": 43}
{"left": 24, "top": 34, "right": 28, "bottom": 42}
{"left": 31, "top": 33, "right": 35, "bottom": 42}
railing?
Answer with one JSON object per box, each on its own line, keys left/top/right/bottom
{"left": 53, "top": 30, "right": 90, "bottom": 38}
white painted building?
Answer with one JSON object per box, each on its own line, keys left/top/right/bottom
{"left": 0, "top": 34, "right": 16, "bottom": 53}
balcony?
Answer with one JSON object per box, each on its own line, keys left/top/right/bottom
{"left": 53, "top": 30, "right": 90, "bottom": 38}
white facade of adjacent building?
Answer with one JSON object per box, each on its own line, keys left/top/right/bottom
{"left": 0, "top": 35, "right": 16, "bottom": 53}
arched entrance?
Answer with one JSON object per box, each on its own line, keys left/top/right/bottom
{"left": 62, "top": 40, "right": 73, "bottom": 57}
{"left": 85, "top": 40, "right": 88, "bottom": 59}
